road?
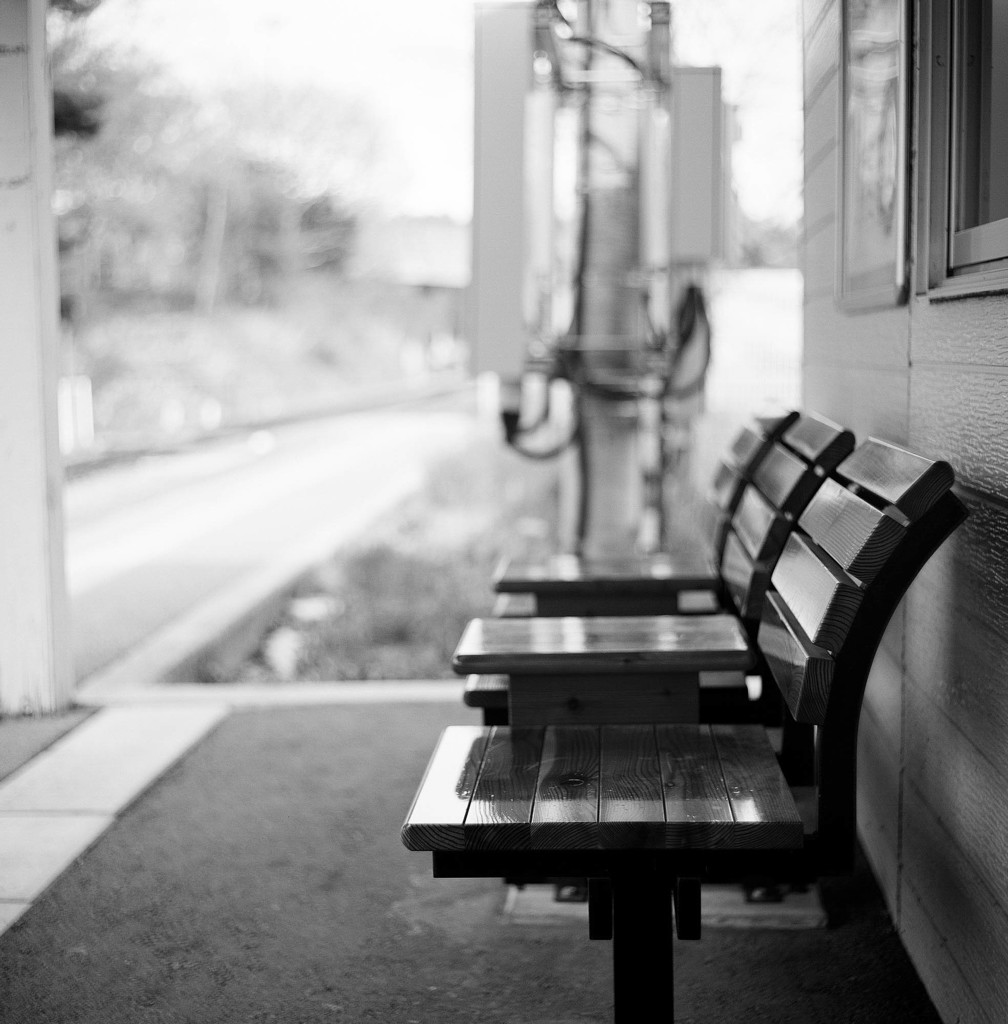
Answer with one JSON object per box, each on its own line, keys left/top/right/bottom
{"left": 67, "top": 397, "right": 477, "bottom": 691}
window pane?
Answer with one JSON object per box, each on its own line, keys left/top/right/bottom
{"left": 955, "top": 0, "right": 1008, "bottom": 231}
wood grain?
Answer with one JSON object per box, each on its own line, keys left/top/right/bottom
{"left": 401, "top": 726, "right": 491, "bottom": 851}
{"left": 905, "top": 495, "right": 1008, "bottom": 778}
{"left": 464, "top": 726, "right": 542, "bottom": 850}
{"left": 711, "top": 725, "right": 804, "bottom": 848}
{"left": 752, "top": 444, "right": 813, "bottom": 516}
{"left": 782, "top": 412, "right": 854, "bottom": 470}
{"left": 598, "top": 725, "right": 666, "bottom": 848}
{"left": 655, "top": 724, "right": 736, "bottom": 847}
{"left": 508, "top": 673, "right": 700, "bottom": 727}
{"left": 757, "top": 593, "right": 835, "bottom": 724}
{"left": 798, "top": 476, "right": 906, "bottom": 585}
{"left": 719, "top": 529, "right": 758, "bottom": 621}
{"left": 531, "top": 726, "right": 601, "bottom": 849}
{"left": 771, "top": 533, "right": 863, "bottom": 653}
{"left": 496, "top": 551, "right": 717, "bottom": 596}
{"left": 836, "top": 437, "right": 954, "bottom": 522}
{"left": 453, "top": 615, "right": 754, "bottom": 675}
{"left": 462, "top": 673, "right": 508, "bottom": 710}
{"left": 901, "top": 785, "right": 1008, "bottom": 1022}
{"left": 904, "top": 678, "right": 1008, "bottom": 906}
{"left": 733, "top": 485, "right": 789, "bottom": 562}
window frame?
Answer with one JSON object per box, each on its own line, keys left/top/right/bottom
{"left": 920, "top": 0, "right": 1008, "bottom": 296}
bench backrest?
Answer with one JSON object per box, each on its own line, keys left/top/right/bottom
{"left": 755, "top": 437, "right": 967, "bottom": 870}
{"left": 717, "top": 413, "right": 855, "bottom": 627}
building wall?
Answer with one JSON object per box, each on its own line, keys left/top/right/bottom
{"left": 802, "top": 2, "right": 1008, "bottom": 1021}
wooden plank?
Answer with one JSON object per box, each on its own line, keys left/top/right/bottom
{"left": 496, "top": 551, "right": 717, "bottom": 596}
{"left": 802, "top": 297, "right": 910, "bottom": 371}
{"left": 781, "top": 412, "right": 853, "bottom": 471}
{"left": 719, "top": 529, "right": 759, "bottom": 621}
{"left": 732, "top": 485, "right": 789, "bottom": 562}
{"left": 728, "top": 425, "right": 765, "bottom": 472}
{"left": 464, "top": 727, "right": 542, "bottom": 850}
{"left": 901, "top": 785, "right": 1008, "bottom": 1023}
{"left": 508, "top": 673, "right": 699, "bottom": 726}
{"left": 710, "top": 461, "right": 743, "bottom": 511}
{"left": 905, "top": 495, "right": 1008, "bottom": 780}
{"left": 904, "top": 678, "right": 1008, "bottom": 907}
{"left": 757, "top": 593, "right": 835, "bottom": 724}
{"left": 711, "top": 725, "right": 803, "bottom": 848}
{"left": 401, "top": 726, "right": 491, "bottom": 851}
{"left": 453, "top": 615, "right": 754, "bottom": 675}
{"left": 836, "top": 437, "right": 954, "bottom": 522}
{"left": 751, "top": 443, "right": 812, "bottom": 517}
{"left": 798, "top": 476, "right": 906, "bottom": 585}
{"left": 597, "top": 725, "right": 666, "bottom": 848}
{"left": 531, "top": 726, "right": 601, "bottom": 849}
{"left": 462, "top": 673, "right": 508, "bottom": 710}
{"left": 655, "top": 724, "right": 736, "bottom": 847}
{"left": 771, "top": 533, "right": 863, "bottom": 653}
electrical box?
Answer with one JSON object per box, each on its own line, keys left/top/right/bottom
{"left": 468, "top": 2, "right": 532, "bottom": 380}
{"left": 670, "top": 66, "right": 724, "bottom": 264}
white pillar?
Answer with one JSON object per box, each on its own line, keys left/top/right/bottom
{"left": 0, "top": 0, "right": 73, "bottom": 713}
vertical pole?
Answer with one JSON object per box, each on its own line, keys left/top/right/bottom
{"left": 611, "top": 871, "right": 674, "bottom": 1023}
{"left": 0, "top": 0, "right": 74, "bottom": 714}
{"left": 574, "top": 0, "right": 645, "bottom": 558}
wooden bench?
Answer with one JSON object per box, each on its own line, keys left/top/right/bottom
{"left": 494, "top": 409, "right": 806, "bottom": 618}
{"left": 402, "top": 439, "right": 966, "bottom": 1022}
{"left": 464, "top": 413, "right": 856, "bottom": 725}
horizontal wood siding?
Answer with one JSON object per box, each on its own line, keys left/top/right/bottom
{"left": 803, "top": 1, "right": 1008, "bottom": 1016}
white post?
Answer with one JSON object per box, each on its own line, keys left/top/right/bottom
{"left": 0, "top": 0, "right": 73, "bottom": 713}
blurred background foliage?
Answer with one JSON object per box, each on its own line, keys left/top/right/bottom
{"left": 49, "top": 0, "right": 467, "bottom": 453}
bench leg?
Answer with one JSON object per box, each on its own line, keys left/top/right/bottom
{"left": 611, "top": 871, "right": 674, "bottom": 1023}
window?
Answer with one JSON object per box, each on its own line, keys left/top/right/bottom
{"left": 924, "top": 0, "right": 1008, "bottom": 289}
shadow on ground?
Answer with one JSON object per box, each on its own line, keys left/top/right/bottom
{"left": 0, "top": 702, "right": 940, "bottom": 1024}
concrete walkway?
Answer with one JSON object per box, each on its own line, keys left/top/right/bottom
{"left": 0, "top": 689, "right": 943, "bottom": 1023}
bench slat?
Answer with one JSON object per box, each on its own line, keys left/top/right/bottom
{"left": 599, "top": 725, "right": 666, "bottom": 848}
{"left": 728, "top": 425, "right": 766, "bottom": 470}
{"left": 771, "top": 534, "right": 863, "bottom": 654}
{"left": 463, "top": 673, "right": 508, "bottom": 709}
{"left": 509, "top": 673, "right": 699, "bottom": 726}
{"left": 758, "top": 592, "right": 835, "bottom": 724}
{"left": 751, "top": 443, "right": 811, "bottom": 516}
{"left": 655, "top": 724, "right": 736, "bottom": 847}
{"left": 531, "top": 726, "right": 600, "bottom": 849}
{"left": 719, "top": 530, "right": 764, "bottom": 622}
{"left": 403, "top": 726, "right": 805, "bottom": 853}
{"left": 401, "top": 726, "right": 491, "bottom": 852}
{"left": 495, "top": 551, "right": 717, "bottom": 595}
{"left": 782, "top": 413, "right": 854, "bottom": 471}
{"left": 798, "top": 477, "right": 906, "bottom": 586}
{"left": 710, "top": 461, "right": 743, "bottom": 512}
{"left": 733, "top": 485, "right": 789, "bottom": 563}
{"left": 836, "top": 438, "right": 955, "bottom": 522}
{"left": 453, "top": 615, "right": 754, "bottom": 675}
{"left": 465, "top": 726, "right": 542, "bottom": 850}
{"left": 711, "top": 725, "right": 805, "bottom": 848}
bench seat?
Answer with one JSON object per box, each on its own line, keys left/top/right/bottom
{"left": 402, "top": 723, "right": 804, "bottom": 854}
{"left": 454, "top": 614, "right": 753, "bottom": 675}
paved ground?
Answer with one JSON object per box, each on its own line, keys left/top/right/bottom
{"left": 0, "top": 698, "right": 942, "bottom": 1024}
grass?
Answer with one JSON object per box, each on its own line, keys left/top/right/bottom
{"left": 240, "top": 434, "right": 563, "bottom": 682}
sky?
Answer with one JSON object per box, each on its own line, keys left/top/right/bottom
{"left": 85, "top": 0, "right": 802, "bottom": 225}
